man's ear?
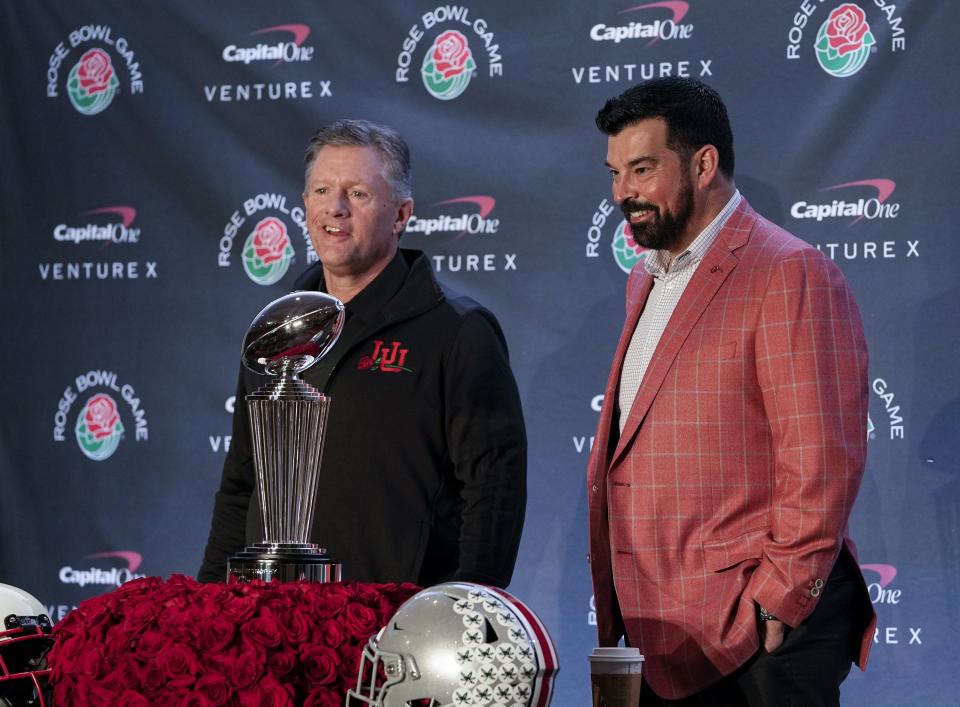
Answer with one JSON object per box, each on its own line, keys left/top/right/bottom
{"left": 693, "top": 144, "right": 720, "bottom": 189}
{"left": 395, "top": 198, "right": 414, "bottom": 236}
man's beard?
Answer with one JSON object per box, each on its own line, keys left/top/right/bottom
{"left": 621, "top": 175, "right": 694, "bottom": 252}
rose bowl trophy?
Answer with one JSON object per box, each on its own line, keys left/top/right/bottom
{"left": 227, "top": 291, "right": 345, "bottom": 583}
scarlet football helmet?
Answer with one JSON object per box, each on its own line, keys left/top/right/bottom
{"left": 0, "top": 584, "right": 52, "bottom": 707}
{"left": 348, "top": 582, "right": 558, "bottom": 707}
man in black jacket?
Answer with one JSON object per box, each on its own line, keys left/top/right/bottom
{"left": 198, "top": 120, "right": 527, "bottom": 587}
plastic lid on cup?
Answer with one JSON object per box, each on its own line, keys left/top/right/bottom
{"left": 589, "top": 647, "right": 644, "bottom": 662}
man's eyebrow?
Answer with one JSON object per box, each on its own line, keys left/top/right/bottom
{"left": 605, "top": 155, "right": 656, "bottom": 170}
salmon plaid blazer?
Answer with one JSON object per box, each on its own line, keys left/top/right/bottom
{"left": 587, "top": 198, "right": 875, "bottom": 699}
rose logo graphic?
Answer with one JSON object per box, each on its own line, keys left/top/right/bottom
{"left": 421, "top": 30, "right": 476, "bottom": 100}
{"left": 66, "top": 48, "right": 120, "bottom": 115}
{"left": 814, "top": 4, "right": 876, "bottom": 77}
{"left": 612, "top": 220, "right": 649, "bottom": 274}
{"left": 75, "top": 393, "right": 124, "bottom": 461}
{"left": 242, "top": 216, "right": 294, "bottom": 285}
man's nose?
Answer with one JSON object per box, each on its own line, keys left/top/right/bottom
{"left": 612, "top": 175, "right": 635, "bottom": 205}
{"left": 326, "top": 192, "right": 349, "bottom": 217}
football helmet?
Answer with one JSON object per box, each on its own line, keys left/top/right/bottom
{"left": 0, "top": 584, "right": 53, "bottom": 707}
{"left": 348, "top": 582, "right": 558, "bottom": 707}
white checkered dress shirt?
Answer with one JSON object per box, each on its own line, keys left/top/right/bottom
{"left": 617, "top": 190, "right": 742, "bottom": 433}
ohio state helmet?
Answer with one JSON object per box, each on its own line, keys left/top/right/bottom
{"left": 0, "top": 583, "right": 53, "bottom": 707}
{"left": 348, "top": 582, "right": 558, "bottom": 707}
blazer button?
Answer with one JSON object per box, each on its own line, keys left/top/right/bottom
{"left": 811, "top": 586, "right": 821, "bottom": 598}
{"left": 586, "top": 554, "right": 591, "bottom": 562}
{"left": 592, "top": 484, "right": 598, "bottom": 493}
{"left": 814, "top": 578, "right": 824, "bottom": 589}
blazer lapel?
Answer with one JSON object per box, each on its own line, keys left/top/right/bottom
{"left": 609, "top": 200, "right": 756, "bottom": 471}
{"left": 589, "top": 271, "right": 655, "bottom": 483}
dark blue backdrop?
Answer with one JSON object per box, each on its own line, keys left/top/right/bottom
{"left": 2, "top": 1, "right": 957, "bottom": 704}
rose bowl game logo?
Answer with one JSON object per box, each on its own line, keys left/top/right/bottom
{"left": 67, "top": 48, "right": 120, "bottom": 115}
{"left": 54, "top": 370, "right": 149, "bottom": 461}
{"left": 422, "top": 30, "right": 476, "bottom": 100}
{"left": 218, "top": 192, "right": 315, "bottom": 285}
{"left": 46, "top": 25, "right": 144, "bottom": 114}
{"left": 585, "top": 198, "right": 649, "bottom": 274}
{"left": 611, "top": 220, "right": 649, "bottom": 273}
{"left": 814, "top": 4, "right": 875, "bottom": 77}
{"left": 786, "top": 1, "right": 904, "bottom": 73}
{"left": 74, "top": 393, "right": 124, "bottom": 461}
{"left": 242, "top": 216, "right": 295, "bottom": 285}
{"left": 395, "top": 5, "right": 503, "bottom": 100}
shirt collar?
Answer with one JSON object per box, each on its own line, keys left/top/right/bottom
{"left": 645, "top": 189, "right": 741, "bottom": 276}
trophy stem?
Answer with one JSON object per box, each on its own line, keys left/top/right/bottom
{"left": 247, "top": 397, "right": 330, "bottom": 543}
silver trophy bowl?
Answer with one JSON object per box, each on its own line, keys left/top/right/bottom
{"left": 227, "top": 291, "right": 346, "bottom": 583}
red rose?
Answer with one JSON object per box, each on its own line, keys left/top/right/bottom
{"left": 356, "top": 355, "right": 375, "bottom": 371}
{"left": 122, "top": 600, "right": 157, "bottom": 634}
{"left": 230, "top": 643, "right": 265, "bottom": 689}
{"left": 300, "top": 645, "right": 340, "bottom": 685}
{"left": 318, "top": 617, "right": 346, "bottom": 648}
{"left": 221, "top": 593, "right": 258, "bottom": 622}
{"left": 76, "top": 48, "right": 115, "bottom": 95}
{"left": 304, "top": 687, "right": 342, "bottom": 707}
{"left": 338, "top": 643, "right": 364, "bottom": 683}
{"left": 195, "top": 674, "right": 233, "bottom": 706}
{"left": 79, "top": 644, "right": 106, "bottom": 679}
{"left": 341, "top": 601, "right": 379, "bottom": 639}
{"left": 825, "top": 4, "right": 870, "bottom": 56}
{"left": 309, "top": 585, "right": 350, "bottom": 618}
{"left": 252, "top": 217, "right": 291, "bottom": 266}
{"left": 279, "top": 606, "right": 311, "bottom": 645}
{"left": 197, "top": 616, "right": 236, "bottom": 653}
{"left": 135, "top": 628, "right": 170, "bottom": 658}
{"left": 432, "top": 30, "right": 472, "bottom": 79}
{"left": 239, "top": 676, "right": 294, "bottom": 707}
{"left": 140, "top": 662, "right": 165, "bottom": 693}
{"left": 105, "top": 655, "right": 141, "bottom": 690}
{"left": 266, "top": 650, "right": 298, "bottom": 680}
{"left": 118, "top": 690, "right": 153, "bottom": 707}
{"left": 175, "top": 694, "right": 213, "bottom": 707}
{"left": 84, "top": 393, "right": 121, "bottom": 440}
{"left": 157, "top": 644, "right": 200, "bottom": 688}
{"left": 242, "top": 611, "right": 283, "bottom": 648}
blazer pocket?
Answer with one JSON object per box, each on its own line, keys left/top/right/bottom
{"left": 717, "top": 340, "right": 737, "bottom": 360}
{"left": 702, "top": 528, "right": 769, "bottom": 572}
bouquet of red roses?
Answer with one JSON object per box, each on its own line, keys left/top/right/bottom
{"left": 47, "top": 574, "right": 419, "bottom": 706}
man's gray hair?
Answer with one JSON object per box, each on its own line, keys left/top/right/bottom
{"left": 304, "top": 119, "right": 412, "bottom": 200}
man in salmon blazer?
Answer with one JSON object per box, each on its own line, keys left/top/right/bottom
{"left": 587, "top": 78, "right": 876, "bottom": 706}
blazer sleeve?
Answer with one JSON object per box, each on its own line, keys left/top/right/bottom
{"left": 746, "top": 249, "right": 869, "bottom": 627}
{"left": 443, "top": 309, "right": 528, "bottom": 588}
{"left": 197, "top": 368, "right": 255, "bottom": 583}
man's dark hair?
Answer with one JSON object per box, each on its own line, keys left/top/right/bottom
{"left": 596, "top": 77, "right": 735, "bottom": 178}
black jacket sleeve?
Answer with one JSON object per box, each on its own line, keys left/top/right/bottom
{"left": 443, "top": 309, "right": 527, "bottom": 588}
{"left": 197, "top": 368, "right": 255, "bottom": 582}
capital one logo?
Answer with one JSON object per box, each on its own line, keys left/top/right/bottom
{"left": 591, "top": 1, "right": 693, "bottom": 46}
{"left": 59, "top": 551, "right": 146, "bottom": 587}
{"left": 53, "top": 205, "right": 140, "bottom": 244}
{"left": 790, "top": 179, "right": 899, "bottom": 225}
{"left": 406, "top": 195, "right": 499, "bottom": 238}
{"left": 222, "top": 24, "right": 314, "bottom": 65}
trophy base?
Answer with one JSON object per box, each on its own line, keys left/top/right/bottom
{"left": 227, "top": 543, "right": 342, "bottom": 583}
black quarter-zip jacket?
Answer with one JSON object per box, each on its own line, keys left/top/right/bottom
{"left": 198, "top": 249, "right": 527, "bottom": 587}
